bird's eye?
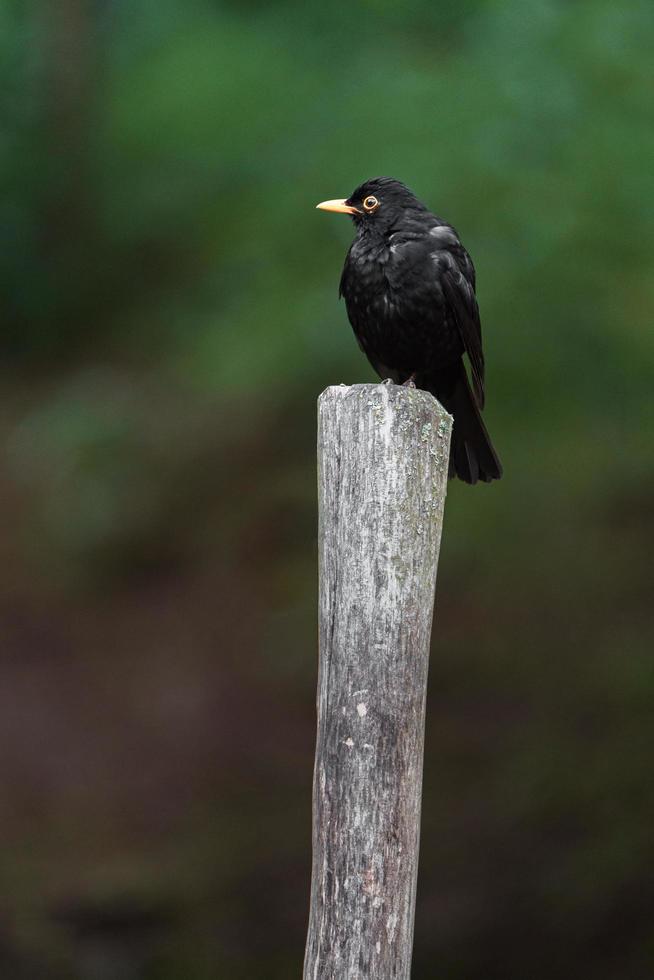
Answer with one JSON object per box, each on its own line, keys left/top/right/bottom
{"left": 363, "top": 195, "right": 379, "bottom": 212}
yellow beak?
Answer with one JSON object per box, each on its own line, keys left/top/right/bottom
{"left": 316, "top": 198, "right": 360, "bottom": 215}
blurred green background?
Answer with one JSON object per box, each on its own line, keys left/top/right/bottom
{"left": 2, "top": 0, "right": 653, "bottom": 976}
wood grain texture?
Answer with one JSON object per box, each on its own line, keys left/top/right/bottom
{"left": 304, "top": 383, "right": 452, "bottom": 980}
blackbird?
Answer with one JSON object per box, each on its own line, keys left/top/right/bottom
{"left": 316, "top": 177, "right": 502, "bottom": 484}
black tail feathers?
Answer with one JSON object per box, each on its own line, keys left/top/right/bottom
{"left": 426, "top": 364, "right": 502, "bottom": 485}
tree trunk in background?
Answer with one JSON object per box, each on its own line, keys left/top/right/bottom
{"left": 39, "top": 0, "right": 98, "bottom": 256}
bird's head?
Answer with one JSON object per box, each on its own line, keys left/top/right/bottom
{"left": 316, "top": 177, "right": 426, "bottom": 234}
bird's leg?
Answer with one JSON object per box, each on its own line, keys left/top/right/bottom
{"left": 382, "top": 377, "right": 394, "bottom": 385}
{"left": 401, "top": 373, "right": 417, "bottom": 388}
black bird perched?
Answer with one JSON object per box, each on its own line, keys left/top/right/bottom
{"left": 316, "top": 177, "right": 502, "bottom": 484}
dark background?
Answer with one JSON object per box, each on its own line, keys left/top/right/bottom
{"left": 2, "top": 1, "right": 653, "bottom": 977}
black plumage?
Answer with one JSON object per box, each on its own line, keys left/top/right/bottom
{"left": 317, "top": 177, "right": 502, "bottom": 484}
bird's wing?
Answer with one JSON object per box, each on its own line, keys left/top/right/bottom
{"left": 386, "top": 228, "right": 485, "bottom": 408}
{"left": 437, "top": 245, "right": 485, "bottom": 409}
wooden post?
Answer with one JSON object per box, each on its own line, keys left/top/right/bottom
{"left": 304, "top": 383, "right": 452, "bottom": 980}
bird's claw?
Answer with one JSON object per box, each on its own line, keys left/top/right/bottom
{"left": 402, "top": 374, "right": 417, "bottom": 388}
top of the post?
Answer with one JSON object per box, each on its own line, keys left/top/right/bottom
{"left": 319, "top": 383, "right": 452, "bottom": 426}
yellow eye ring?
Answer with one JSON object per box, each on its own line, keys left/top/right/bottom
{"left": 363, "top": 195, "right": 379, "bottom": 212}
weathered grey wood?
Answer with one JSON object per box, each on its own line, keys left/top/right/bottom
{"left": 304, "top": 383, "right": 452, "bottom": 980}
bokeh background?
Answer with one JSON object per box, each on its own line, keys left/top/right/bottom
{"left": 2, "top": 0, "right": 653, "bottom": 977}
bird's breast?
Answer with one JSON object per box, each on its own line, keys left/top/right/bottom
{"left": 342, "top": 238, "right": 463, "bottom": 375}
